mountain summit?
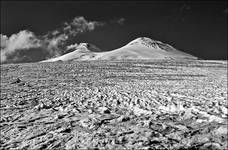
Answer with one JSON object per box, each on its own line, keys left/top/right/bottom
{"left": 41, "top": 37, "right": 197, "bottom": 62}
{"left": 127, "top": 37, "right": 180, "bottom": 51}
{"left": 127, "top": 37, "right": 163, "bottom": 49}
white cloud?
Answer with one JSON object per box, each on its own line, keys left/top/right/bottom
{"left": 117, "top": 18, "right": 125, "bottom": 25}
{"left": 51, "top": 30, "right": 60, "bottom": 36}
{"left": 66, "top": 43, "right": 78, "bottom": 50}
{"left": 44, "top": 34, "right": 69, "bottom": 57}
{"left": 63, "top": 16, "right": 105, "bottom": 36}
{"left": 1, "top": 30, "right": 42, "bottom": 63}
{"left": 0, "top": 34, "right": 9, "bottom": 48}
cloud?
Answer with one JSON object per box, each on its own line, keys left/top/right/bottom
{"left": 41, "top": 16, "right": 105, "bottom": 58}
{"left": 63, "top": 16, "right": 105, "bottom": 37}
{"left": 51, "top": 30, "right": 60, "bottom": 36}
{"left": 117, "top": 18, "right": 125, "bottom": 25}
{"left": 110, "top": 17, "right": 125, "bottom": 25}
{"left": 43, "top": 34, "right": 69, "bottom": 58}
{"left": 66, "top": 43, "right": 78, "bottom": 50}
{"left": 1, "top": 30, "right": 42, "bottom": 63}
{"left": 0, "top": 32, "right": 71, "bottom": 63}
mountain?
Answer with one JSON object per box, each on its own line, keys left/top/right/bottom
{"left": 41, "top": 37, "right": 197, "bottom": 62}
{"left": 41, "top": 43, "right": 101, "bottom": 62}
{"left": 96, "top": 37, "right": 197, "bottom": 60}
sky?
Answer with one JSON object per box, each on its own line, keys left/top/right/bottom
{"left": 1, "top": 0, "right": 227, "bottom": 63}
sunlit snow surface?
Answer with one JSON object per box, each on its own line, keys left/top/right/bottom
{"left": 1, "top": 59, "right": 227, "bottom": 149}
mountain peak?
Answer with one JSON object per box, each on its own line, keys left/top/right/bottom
{"left": 127, "top": 37, "right": 161, "bottom": 49}
{"left": 127, "top": 37, "right": 177, "bottom": 52}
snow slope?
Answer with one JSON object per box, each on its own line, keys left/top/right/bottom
{"left": 41, "top": 37, "right": 197, "bottom": 62}
{"left": 41, "top": 43, "right": 99, "bottom": 62}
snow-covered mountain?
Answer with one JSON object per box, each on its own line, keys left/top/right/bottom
{"left": 41, "top": 37, "right": 197, "bottom": 62}
{"left": 41, "top": 43, "right": 101, "bottom": 62}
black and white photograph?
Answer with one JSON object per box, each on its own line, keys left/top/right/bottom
{"left": 0, "top": 0, "right": 227, "bottom": 149}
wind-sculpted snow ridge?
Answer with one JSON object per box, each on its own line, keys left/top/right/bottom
{"left": 0, "top": 60, "right": 227, "bottom": 150}
{"left": 41, "top": 37, "right": 197, "bottom": 62}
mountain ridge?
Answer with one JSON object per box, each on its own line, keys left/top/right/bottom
{"left": 41, "top": 37, "right": 198, "bottom": 62}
